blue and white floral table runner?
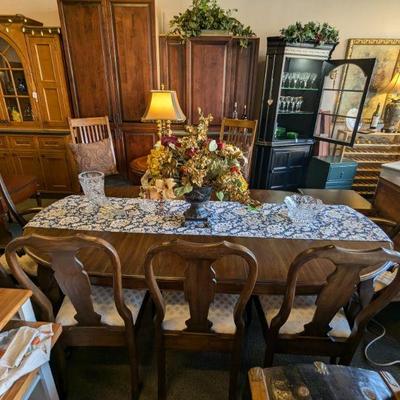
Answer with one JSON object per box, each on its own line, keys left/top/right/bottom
{"left": 26, "top": 195, "right": 390, "bottom": 242}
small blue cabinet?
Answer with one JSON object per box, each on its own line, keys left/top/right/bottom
{"left": 305, "top": 156, "right": 358, "bottom": 189}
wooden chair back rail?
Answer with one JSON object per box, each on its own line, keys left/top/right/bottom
{"left": 5, "top": 234, "right": 133, "bottom": 328}
{"left": 219, "top": 118, "right": 258, "bottom": 181}
{"left": 0, "top": 174, "right": 42, "bottom": 228}
{"left": 68, "top": 116, "right": 117, "bottom": 165}
{"left": 144, "top": 239, "right": 258, "bottom": 334}
{"left": 0, "top": 174, "right": 25, "bottom": 227}
{"left": 271, "top": 245, "right": 400, "bottom": 339}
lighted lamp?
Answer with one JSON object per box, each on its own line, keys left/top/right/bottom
{"left": 142, "top": 87, "right": 186, "bottom": 138}
{"left": 381, "top": 72, "right": 400, "bottom": 132}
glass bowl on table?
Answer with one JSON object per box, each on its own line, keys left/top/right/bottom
{"left": 284, "top": 194, "right": 323, "bottom": 224}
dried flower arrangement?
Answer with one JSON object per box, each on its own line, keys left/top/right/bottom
{"left": 141, "top": 109, "right": 257, "bottom": 206}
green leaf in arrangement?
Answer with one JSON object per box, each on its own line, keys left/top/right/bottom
{"left": 216, "top": 191, "right": 224, "bottom": 201}
{"left": 174, "top": 184, "right": 193, "bottom": 197}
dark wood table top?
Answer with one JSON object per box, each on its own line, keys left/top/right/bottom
{"left": 298, "top": 188, "right": 373, "bottom": 215}
{"left": 24, "top": 188, "right": 390, "bottom": 295}
{"left": 248, "top": 364, "right": 399, "bottom": 400}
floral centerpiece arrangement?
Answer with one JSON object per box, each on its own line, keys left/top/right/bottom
{"left": 141, "top": 109, "right": 257, "bottom": 220}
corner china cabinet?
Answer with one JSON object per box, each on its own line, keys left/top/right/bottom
{"left": 252, "top": 37, "right": 375, "bottom": 190}
{"left": 0, "top": 15, "right": 75, "bottom": 193}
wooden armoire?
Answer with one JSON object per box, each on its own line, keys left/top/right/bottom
{"left": 58, "top": 0, "right": 158, "bottom": 178}
{"left": 159, "top": 35, "right": 260, "bottom": 128}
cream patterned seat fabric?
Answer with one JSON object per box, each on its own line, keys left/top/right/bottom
{"left": 0, "top": 253, "right": 38, "bottom": 276}
{"left": 259, "top": 295, "right": 351, "bottom": 338}
{"left": 375, "top": 269, "right": 400, "bottom": 301}
{"left": 162, "top": 290, "right": 239, "bottom": 335}
{"left": 56, "top": 285, "right": 146, "bottom": 327}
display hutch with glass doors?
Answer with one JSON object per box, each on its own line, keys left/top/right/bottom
{"left": 0, "top": 15, "right": 76, "bottom": 193}
{"left": 251, "top": 37, "right": 375, "bottom": 190}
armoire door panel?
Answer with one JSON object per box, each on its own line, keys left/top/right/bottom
{"left": 189, "top": 39, "right": 230, "bottom": 126}
{"left": 159, "top": 37, "right": 186, "bottom": 117}
{"left": 60, "top": 1, "right": 113, "bottom": 118}
{"left": 109, "top": 1, "right": 157, "bottom": 122}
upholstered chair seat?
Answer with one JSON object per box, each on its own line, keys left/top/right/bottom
{"left": 56, "top": 286, "right": 147, "bottom": 327}
{"left": 258, "top": 295, "right": 351, "bottom": 338}
{"left": 162, "top": 290, "right": 239, "bottom": 334}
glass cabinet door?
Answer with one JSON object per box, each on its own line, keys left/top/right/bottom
{"left": 0, "top": 37, "right": 34, "bottom": 123}
{"left": 313, "top": 58, "right": 376, "bottom": 147}
{"left": 275, "top": 57, "right": 324, "bottom": 141}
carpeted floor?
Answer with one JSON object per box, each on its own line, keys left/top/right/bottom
{"left": 63, "top": 301, "right": 400, "bottom": 400}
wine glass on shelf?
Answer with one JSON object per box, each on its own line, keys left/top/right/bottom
{"left": 295, "top": 96, "right": 304, "bottom": 112}
{"left": 282, "top": 72, "right": 289, "bottom": 88}
{"left": 309, "top": 73, "right": 318, "bottom": 88}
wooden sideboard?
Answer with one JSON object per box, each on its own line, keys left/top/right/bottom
{"left": 159, "top": 35, "right": 260, "bottom": 128}
{"left": 58, "top": 0, "right": 158, "bottom": 178}
{"left": 0, "top": 131, "right": 77, "bottom": 194}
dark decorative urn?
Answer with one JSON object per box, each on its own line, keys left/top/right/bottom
{"left": 184, "top": 186, "right": 212, "bottom": 224}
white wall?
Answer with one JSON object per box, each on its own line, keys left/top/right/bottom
{"left": 1, "top": 0, "right": 399, "bottom": 59}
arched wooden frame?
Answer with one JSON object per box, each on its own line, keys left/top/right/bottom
{"left": 0, "top": 33, "right": 33, "bottom": 123}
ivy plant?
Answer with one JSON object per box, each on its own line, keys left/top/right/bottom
{"left": 169, "top": 0, "right": 255, "bottom": 48}
{"left": 280, "top": 21, "right": 339, "bottom": 45}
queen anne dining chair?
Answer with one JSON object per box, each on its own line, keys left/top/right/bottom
{"left": 6, "top": 233, "right": 148, "bottom": 400}
{"left": 219, "top": 118, "right": 258, "bottom": 181}
{"left": 254, "top": 245, "right": 400, "bottom": 367}
{"left": 144, "top": 239, "right": 258, "bottom": 400}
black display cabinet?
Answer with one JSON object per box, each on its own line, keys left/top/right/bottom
{"left": 251, "top": 37, "right": 375, "bottom": 190}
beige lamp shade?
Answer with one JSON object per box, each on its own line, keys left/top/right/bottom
{"left": 142, "top": 90, "right": 186, "bottom": 122}
{"left": 381, "top": 72, "right": 400, "bottom": 95}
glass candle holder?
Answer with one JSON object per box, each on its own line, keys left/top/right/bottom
{"left": 284, "top": 194, "right": 323, "bottom": 224}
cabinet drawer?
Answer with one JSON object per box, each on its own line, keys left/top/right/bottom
{"left": 325, "top": 179, "right": 354, "bottom": 189}
{"left": 327, "top": 165, "right": 357, "bottom": 181}
{"left": 0, "top": 136, "right": 8, "bottom": 149}
{"left": 8, "top": 136, "right": 36, "bottom": 149}
{"left": 38, "top": 137, "right": 66, "bottom": 150}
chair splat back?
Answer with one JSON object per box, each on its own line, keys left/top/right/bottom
{"left": 272, "top": 245, "right": 400, "bottom": 338}
{"left": 5, "top": 234, "right": 132, "bottom": 327}
{"left": 219, "top": 118, "right": 258, "bottom": 181}
{"left": 144, "top": 239, "right": 258, "bottom": 334}
{"left": 69, "top": 116, "right": 111, "bottom": 144}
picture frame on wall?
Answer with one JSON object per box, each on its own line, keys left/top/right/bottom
{"left": 341, "top": 38, "right": 400, "bottom": 122}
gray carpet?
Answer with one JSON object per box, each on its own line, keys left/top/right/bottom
{"left": 63, "top": 301, "right": 400, "bottom": 400}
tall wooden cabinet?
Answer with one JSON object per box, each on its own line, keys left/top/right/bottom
{"left": 159, "top": 35, "right": 260, "bottom": 127}
{"left": 0, "top": 15, "right": 75, "bottom": 194}
{"left": 58, "top": 0, "right": 158, "bottom": 176}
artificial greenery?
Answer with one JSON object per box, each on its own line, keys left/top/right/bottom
{"left": 169, "top": 0, "right": 255, "bottom": 48}
{"left": 280, "top": 21, "right": 339, "bottom": 45}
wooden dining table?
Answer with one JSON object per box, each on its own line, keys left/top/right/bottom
{"left": 23, "top": 187, "right": 392, "bottom": 295}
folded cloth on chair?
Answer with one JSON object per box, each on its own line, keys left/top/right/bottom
{"left": 0, "top": 324, "right": 53, "bottom": 395}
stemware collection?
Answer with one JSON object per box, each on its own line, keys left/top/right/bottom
{"left": 279, "top": 96, "right": 304, "bottom": 113}
{"left": 282, "top": 72, "right": 318, "bottom": 89}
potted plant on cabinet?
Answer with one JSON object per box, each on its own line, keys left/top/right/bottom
{"left": 169, "top": 0, "right": 255, "bottom": 47}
